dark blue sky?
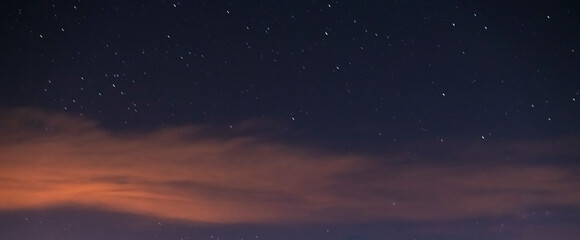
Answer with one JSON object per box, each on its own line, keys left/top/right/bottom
{"left": 1, "top": 1, "right": 579, "bottom": 239}
{"left": 3, "top": 1, "right": 579, "bottom": 139}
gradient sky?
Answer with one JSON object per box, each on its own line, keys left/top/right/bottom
{"left": 1, "top": 1, "right": 580, "bottom": 240}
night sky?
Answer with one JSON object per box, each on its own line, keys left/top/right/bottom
{"left": 1, "top": 1, "right": 580, "bottom": 239}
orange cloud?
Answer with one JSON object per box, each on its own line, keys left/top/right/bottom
{"left": 0, "top": 108, "right": 579, "bottom": 224}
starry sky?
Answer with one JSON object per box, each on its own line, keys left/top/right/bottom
{"left": 1, "top": 1, "right": 580, "bottom": 239}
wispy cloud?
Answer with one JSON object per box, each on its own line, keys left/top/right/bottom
{"left": 1, "top": 108, "right": 579, "bottom": 224}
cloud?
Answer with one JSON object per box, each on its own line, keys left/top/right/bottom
{"left": 0, "top": 108, "right": 579, "bottom": 224}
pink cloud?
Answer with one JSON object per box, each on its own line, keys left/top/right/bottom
{"left": 1, "top": 108, "right": 579, "bottom": 224}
